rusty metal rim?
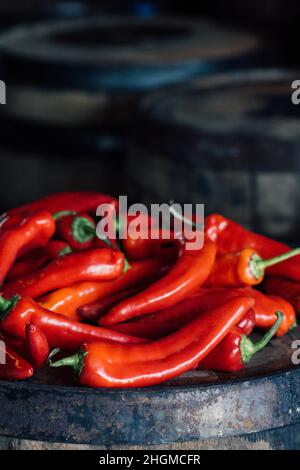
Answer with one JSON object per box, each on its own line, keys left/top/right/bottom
{"left": 0, "top": 366, "right": 299, "bottom": 445}
{"left": 0, "top": 363, "right": 299, "bottom": 395}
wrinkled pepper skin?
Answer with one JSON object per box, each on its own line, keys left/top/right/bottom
{"left": 26, "top": 323, "right": 49, "bottom": 369}
{"left": 0, "top": 345, "right": 33, "bottom": 380}
{"left": 100, "top": 237, "right": 217, "bottom": 325}
{"left": 39, "top": 257, "right": 173, "bottom": 321}
{"left": 51, "top": 297, "right": 254, "bottom": 388}
{"left": 3, "top": 248, "right": 124, "bottom": 299}
{"left": 0, "top": 211, "right": 55, "bottom": 286}
{"left": 0, "top": 295, "right": 146, "bottom": 351}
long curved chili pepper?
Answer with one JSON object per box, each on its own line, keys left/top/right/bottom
{"left": 0, "top": 344, "right": 33, "bottom": 380}
{"left": 78, "top": 286, "right": 146, "bottom": 322}
{"left": 99, "top": 237, "right": 217, "bottom": 325}
{"left": 3, "top": 191, "right": 118, "bottom": 218}
{"left": 190, "top": 287, "right": 295, "bottom": 336}
{"left": 25, "top": 323, "right": 50, "bottom": 370}
{"left": 111, "top": 308, "right": 256, "bottom": 340}
{"left": 206, "top": 247, "right": 300, "bottom": 287}
{"left": 0, "top": 295, "right": 145, "bottom": 351}
{"left": 199, "top": 312, "right": 283, "bottom": 372}
{"left": 129, "top": 286, "right": 293, "bottom": 337}
{"left": 0, "top": 211, "right": 55, "bottom": 286}
{"left": 205, "top": 214, "right": 300, "bottom": 282}
{"left": 39, "top": 257, "right": 173, "bottom": 321}
{"left": 6, "top": 240, "right": 72, "bottom": 281}
{"left": 264, "top": 276, "right": 300, "bottom": 314}
{"left": 49, "top": 297, "right": 254, "bottom": 388}
{"left": 55, "top": 212, "right": 97, "bottom": 251}
{"left": 2, "top": 248, "right": 125, "bottom": 299}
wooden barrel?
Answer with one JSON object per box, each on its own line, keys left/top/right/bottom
{"left": 0, "top": 327, "right": 299, "bottom": 449}
{"left": 0, "top": 16, "right": 262, "bottom": 132}
{"left": 127, "top": 69, "right": 300, "bottom": 243}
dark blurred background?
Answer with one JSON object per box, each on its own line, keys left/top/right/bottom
{"left": 0, "top": 0, "right": 299, "bottom": 242}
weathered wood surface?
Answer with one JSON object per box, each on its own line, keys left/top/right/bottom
{"left": 0, "top": 327, "right": 299, "bottom": 448}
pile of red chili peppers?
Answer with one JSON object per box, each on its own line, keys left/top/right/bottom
{"left": 0, "top": 191, "right": 298, "bottom": 388}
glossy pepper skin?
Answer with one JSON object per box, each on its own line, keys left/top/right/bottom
{"left": 55, "top": 212, "right": 96, "bottom": 251}
{"left": 205, "top": 214, "right": 300, "bottom": 282}
{"left": 6, "top": 240, "right": 71, "bottom": 281}
{"left": 199, "top": 312, "right": 283, "bottom": 372}
{"left": 0, "top": 211, "right": 55, "bottom": 286}
{"left": 3, "top": 191, "right": 118, "bottom": 218}
{"left": 0, "top": 331, "right": 26, "bottom": 357}
{"left": 120, "top": 214, "right": 179, "bottom": 261}
{"left": 264, "top": 276, "right": 300, "bottom": 314}
{"left": 128, "top": 286, "right": 293, "bottom": 337}
{"left": 26, "top": 323, "right": 49, "bottom": 370}
{"left": 3, "top": 248, "right": 124, "bottom": 299}
{"left": 205, "top": 248, "right": 300, "bottom": 288}
{"left": 0, "top": 295, "right": 145, "bottom": 351}
{"left": 112, "top": 308, "right": 256, "bottom": 340}
{"left": 99, "top": 237, "right": 217, "bottom": 325}
{"left": 39, "top": 258, "right": 173, "bottom": 321}
{"left": 0, "top": 344, "right": 33, "bottom": 380}
{"left": 183, "top": 286, "right": 295, "bottom": 337}
{"left": 50, "top": 297, "right": 254, "bottom": 388}
{"left": 78, "top": 286, "right": 145, "bottom": 322}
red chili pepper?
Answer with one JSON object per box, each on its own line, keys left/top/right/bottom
{"left": 0, "top": 211, "right": 55, "bottom": 286}
{"left": 39, "top": 257, "right": 173, "bottom": 321}
{"left": 0, "top": 295, "right": 145, "bottom": 351}
{"left": 128, "top": 287, "right": 293, "bottom": 337}
{"left": 0, "top": 344, "right": 33, "bottom": 380}
{"left": 119, "top": 213, "right": 178, "bottom": 261}
{"left": 111, "top": 307, "right": 256, "bottom": 340}
{"left": 205, "top": 214, "right": 300, "bottom": 282}
{"left": 0, "top": 331, "right": 27, "bottom": 357}
{"left": 99, "top": 237, "right": 217, "bottom": 325}
{"left": 55, "top": 212, "right": 96, "bottom": 251}
{"left": 49, "top": 297, "right": 254, "bottom": 388}
{"left": 3, "top": 248, "right": 125, "bottom": 299}
{"left": 264, "top": 276, "right": 300, "bottom": 314}
{"left": 6, "top": 240, "right": 71, "bottom": 281}
{"left": 25, "top": 323, "right": 50, "bottom": 370}
{"left": 199, "top": 312, "right": 283, "bottom": 372}
{"left": 3, "top": 191, "right": 118, "bottom": 218}
{"left": 206, "top": 248, "right": 300, "bottom": 287}
{"left": 113, "top": 304, "right": 255, "bottom": 339}
{"left": 78, "top": 286, "right": 147, "bottom": 322}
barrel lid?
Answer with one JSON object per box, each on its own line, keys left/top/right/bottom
{"left": 0, "top": 327, "right": 299, "bottom": 445}
{"left": 140, "top": 69, "right": 300, "bottom": 139}
{"left": 0, "top": 16, "right": 261, "bottom": 90}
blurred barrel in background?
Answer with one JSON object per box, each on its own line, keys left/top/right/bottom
{"left": 0, "top": 1, "right": 41, "bottom": 30}
{"left": 127, "top": 69, "right": 300, "bottom": 244}
{"left": 0, "top": 15, "right": 262, "bottom": 210}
